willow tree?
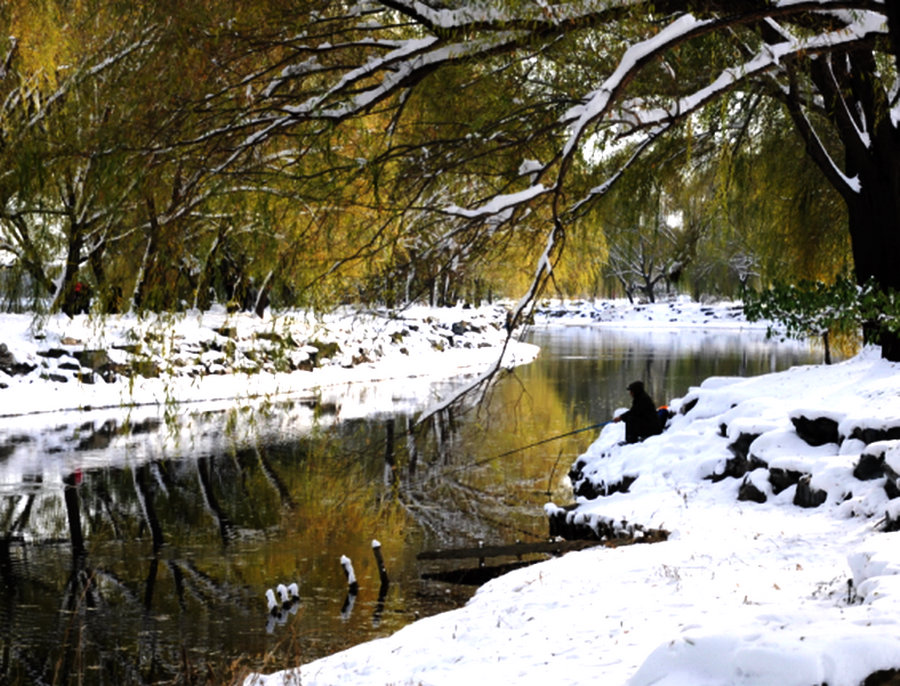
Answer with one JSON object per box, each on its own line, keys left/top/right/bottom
{"left": 209, "top": 1, "right": 899, "bottom": 357}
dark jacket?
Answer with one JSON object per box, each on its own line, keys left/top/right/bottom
{"left": 620, "top": 385, "right": 662, "bottom": 443}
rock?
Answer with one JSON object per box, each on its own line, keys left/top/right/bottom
{"left": 680, "top": 397, "right": 699, "bottom": 415}
{"left": 568, "top": 457, "right": 587, "bottom": 482}
{"left": 738, "top": 476, "right": 767, "bottom": 503}
{"left": 727, "top": 431, "right": 759, "bottom": 460}
{"left": 885, "top": 513, "right": 900, "bottom": 533}
{"left": 547, "top": 504, "right": 600, "bottom": 540}
{"left": 849, "top": 424, "right": 900, "bottom": 445}
{"left": 0, "top": 343, "right": 14, "bottom": 365}
{"left": 76, "top": 420, "right": 117, "bottom": 451}
{"left": 0, "top": 343, "right": 36, "bottom": 376}
{"left": 791, "top": 415, "right": 840, "bottom": 446}
{"left": 36, "top": 348, "right": 68, "bottom": 359}
{"left": 793, "top": 474, "right": 827, "bottom": 508}
{"left": 769, "top": 467, "right": 803, "bottom": 494}
{"left": 254, "top": 331, "right": 297, "bottom": 346}
{"left": 213, "top": 326, "right": 238, "bottom": 339}
{"left": 854, "top": 451, "right": 886, "bottom": 480}
{"left": 130, "top": 360, "right": 161, "bottom": 378}
{"left": 707, "top": 453, "right": 768, "bottom": 483}
{"left": 96, "top": 365, "right": 115, "bottom": 383}
{"left": 708, "top": 431, "right": 768, "bottom": 482}
{"left": 884, "top": 455, "right": 900, "bottom": 499}
{"left": 886, "top": 480, "right": 900, "bottom": 500}
{"left": 128, "top": 418, "right": 162, "bottom": 435}
{"left": 573, "top": 475, "right": 636, "bottom": 499}
{"left": 351, "top": 351, "right": 372, "bottom": 366}
{"left": 862, "top": 668, "right": 900, "bottom": 685}
{"left": 72, "top": 349, "right": 112, "bottom": 371}
{"left": 546, "top": 503, "right": 668, "bottom": 542}
{"left": 308, "top": 339, "right": 340, "bottom": 364}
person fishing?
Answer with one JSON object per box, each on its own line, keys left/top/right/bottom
{"left": 613, "top": 380, "right": 663, "bottom": 444}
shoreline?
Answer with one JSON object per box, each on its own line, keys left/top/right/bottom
{"left": 0, "top": 302, "right": 539, "bottom": 421}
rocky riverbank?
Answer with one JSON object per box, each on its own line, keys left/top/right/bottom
{"left": 0, "top": 303, "right": 538, "bottom": 418}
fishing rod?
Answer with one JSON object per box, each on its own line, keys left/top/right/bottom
{"left": 487, "top": 420, "right": 613, "bottom": 463}
{"left": 341, "top": 417, "right": 615, "bottom": 500}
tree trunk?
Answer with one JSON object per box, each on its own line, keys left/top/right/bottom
{"left": 132, "top": 198, "right": 160, "bottom": 312}
{"left": 793, "top": 44, "right": 900, "bottom": 362}
{"left": 845, "top": 144, "right": 900, "bottom": 361}
{"left": 56, "top": 229, "right": 85, "bottom": 317}
{"left": 254, "top": 269, "right": 273, "bottom": 317}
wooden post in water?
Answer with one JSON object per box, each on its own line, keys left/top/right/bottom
{"left": 340, "top": 554, "right": 359, "bottom": 594}
{"left": 340, "top": 555, "right": 358, "bottom": 621}
{"left": 372, "top": 539, "right": 389, "bottom": 587}
{"left": 371, "top": 540, "right": 390, "bottom": 627}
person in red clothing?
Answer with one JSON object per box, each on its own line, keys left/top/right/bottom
{"left": 614, "top": 380, "right": 663, "bottom": 443}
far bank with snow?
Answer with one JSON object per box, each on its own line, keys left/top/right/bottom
{"left": 0, "top": 303, "right": 538, "bottom": 420}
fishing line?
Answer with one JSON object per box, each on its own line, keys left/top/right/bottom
{"left": 399, "top": 419, "right": 614, "bottom": 487}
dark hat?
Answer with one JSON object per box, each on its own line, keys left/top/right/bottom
{"left": 627, "top": 380, "right": 644, "bottom": 392}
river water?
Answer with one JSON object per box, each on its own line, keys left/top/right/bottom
{"left": 0, "top": 325, "right": 820, "bottom": 684}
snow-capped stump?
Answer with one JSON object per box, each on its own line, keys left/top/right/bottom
{"left": 789, "top": 410, "right": 843, "bottom": 447}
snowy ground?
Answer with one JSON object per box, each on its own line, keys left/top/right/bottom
{"left": 238, "top": 299, "right": 900, "bottom": 686}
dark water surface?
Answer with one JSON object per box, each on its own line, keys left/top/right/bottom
{"left": 0, "top": 325, "right": 820, "bottom": 684}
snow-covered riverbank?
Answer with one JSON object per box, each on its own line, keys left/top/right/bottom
{"left": 242, "top": 300, "right": 900, "bottom": 686}
{"left": 0, "top": 303, "right": 537, "bottom": 420}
